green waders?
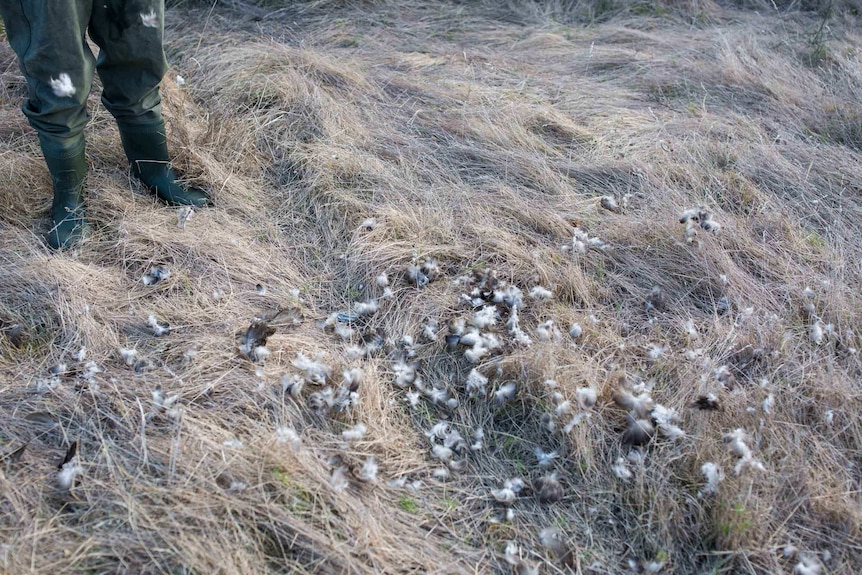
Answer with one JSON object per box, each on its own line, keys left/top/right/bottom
{"left": 0, "top": 0, "right": 209, "bottom": 249}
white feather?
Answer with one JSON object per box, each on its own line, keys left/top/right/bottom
{"left": 700, "top": 462, "right": 724, "bottom": 495}
{"left": 275, "top": 426, "right": 301, "bottom": 449}
{"left": 534, "top": 448, "right": 558, "bottom": 467}
{"left": 49, "top": 73, "right": 76, "bottom": 97}
{"left": 342, "top": 423, "right": 367, "bottom": 441}
{"left": 359, "top": 456, "right": 378, "bottom": 482}
{"left": 431, "top": 444, "right": 454, "bottom": 462}
{"left": 529, "top": 286, "right": 553, "bottom": 301}
{"left": 140, "top": 10, "right": 158, "bottom": 28}
{"left": 612, "top": 457, "right": 632, "bottom": 481}
{"left": 472, "top": 305, "right": 498, "bottom": 329}
{"left": 330, "top": 466, "right": 349, "bottom": 493}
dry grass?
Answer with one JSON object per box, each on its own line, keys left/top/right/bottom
{"left": 2, "top": 1, "right": 862, "bottom": 574}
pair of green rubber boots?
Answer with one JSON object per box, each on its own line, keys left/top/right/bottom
{"left": 44, "top": 121, "right": 210, "bottom": 250}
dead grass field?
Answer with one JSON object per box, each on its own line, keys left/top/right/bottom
{"left": 1, "top": 1, "right": 861, "bottom": 573}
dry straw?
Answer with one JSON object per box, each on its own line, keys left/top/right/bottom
{"left": 1, "top": 1, "right": 861, "bottom": 573}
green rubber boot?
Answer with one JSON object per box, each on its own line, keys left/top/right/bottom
{"left": 117, "top": 121, "right": 210, "bottom": 207}
{"left": 41, "top": 139, "right": 89, "bottom": 250}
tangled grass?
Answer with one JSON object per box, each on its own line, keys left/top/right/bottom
{"left": 1, "top": 1, "right": 861, "bottom": 573}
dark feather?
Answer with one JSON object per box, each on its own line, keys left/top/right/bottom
{"left": 534, "top": 475, "right": 564, "bottom": 504}
{"left": 59, "top": 441, "right": 78, "bottom": 470}
{"left": 690, "top": 395, "right": 722, "bottom": 411}
{"left": 4, "top": 441, "right": 28, "bottom": 465}
{"left": 622, "top": 416, "right": 654, "bottom": 447}
{"left": 240, "top": 320, "right": 276, "bottom": 349}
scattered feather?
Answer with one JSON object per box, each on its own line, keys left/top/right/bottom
{"left": 421, "top": 320, "right": 438, "bottom": 341}
{"left": 342, "top": 367, "right": 364, "bottom": 391}
{"left": 555, "top": 400, "right": 572, "bottom": 418}
{"left": 293, "top": 352, "right": 331, "bottom": 384}
{"left": 534, "top": 447, "right": 558, "bottom": 467}
{"left": 448, "top": 457, "right": 467, "bottom": 472}
{"left": 491, "top": 487, "right": 517, "bottom": 504}
{"left": 809, "top": 321, "right": 824, "bottom": 345}
{"left": 612, "top": 457, "right": 633, "bottom": 481}
{"left": 354, "top": 299, "right": 379, "bottom": 316}
{"left": 472, "top": 305, "right": 498, "bottom": 329}
{"left": 432, "top": 467, "right": 450, "bottom": 480}
{"left": 56, "top": 441, "right": 81, "bottom": 490}
{"left": 690, "top": 393, "right": 721, "bottom": 411}
{"left": 407, "top": 265, "right": 429, "bottom": 287}
{"left": 360, "top": 217, "right": 378, "bottom": 230}
{"left": 613, "top": 389, "right": 654, "bottom": 417}
{"left": 342, "top": 423, "right": 367, "bottom": 441}
{"left": 281, "top": 374, "right": 305, "bottom": 398}
{"left": 431, "top": 444, "right": 454, "bottom": 462}
{"left": 493, "top": 382, "right": 517, "bottom": 406}
{"left": 622, "top": 416, "right": 655, "bottom": 447}
{"left": 141, "top": 265, "right": 171, "bottom": 286}
{"left": 330, "top": 466, "right": 349, "bottom": 493}
{"left": 529, "top": 286, "right": 553, "bottom": 301}
{"left": 645, "top": 286, "right": 667, "bottom": 312}
{"left": 562, "top": 412, "right": 589, "bottom": 433}
{"left": 536, "top": 319, "right": 561, "bottom": 342}
{"left": 576, "top": 387, "right": 597, "bottom": 409}
{"left": 793, "top": 556, "right": 821, "bottom": 575}
{"left": 471, "top": 427, "right": 485, "bottom": 451}
{"left": 700, "top": 462, "right": 724, "bottom": 495}
{"left": 406, "top": 390, "right": 421, "bottom": 408}
{"left": 647, "top": 344, "right": 666, "bottom": 360}
{"left": 465, "top": 369, "right": 488, "bottom": 399}
{"left": 420, "top": 258, "right": 440, "bottom": 279}
{"left": 464, "top": 344, "right": 489, "bottom": 363}
{"left": 358, "top": 456, "right": 378, "bottom": 482}
{"left": 48, "top": 362, "right": 68, "bottom": 376}
{"left": 723, "top": 428, "right": 752, "bottom": 458}
{"left": 504, "top": 542, "right": 520, "bottom": 566}
{"left": 147, "top": 314, "right": 170, "bottom": 337}
{"left": 683, "top": 318, "right": 698, "bottom": 339}
{"left": 600, "top": 195, "right": 620, "bottom": 212}
{"left": 275, "top": 427, "right": 301, "bottom": 448}
{"left": 118, "top": 347, "right": 138, "bottom": 366}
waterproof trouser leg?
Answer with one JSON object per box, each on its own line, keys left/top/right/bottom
{"left": 0, "top": 0, "right": 95, "bottom": 152}
{"left": 0, "top": 0, "right": 169, "bottom": 134}
{"left": 85, "top": 2, "right": 209, "bottom": 205}
{"left": 0, "top": 0, "right": 207, "bottom": 213}
{"left": 0, "top": 0, "right": 95, "bottom": 248}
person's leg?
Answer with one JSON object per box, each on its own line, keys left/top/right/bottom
{"left": 0, "top": 0, "right": 96, "bottom": 248}
{"left": 89, "top": 0, "right": 209, "bottom": 206}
